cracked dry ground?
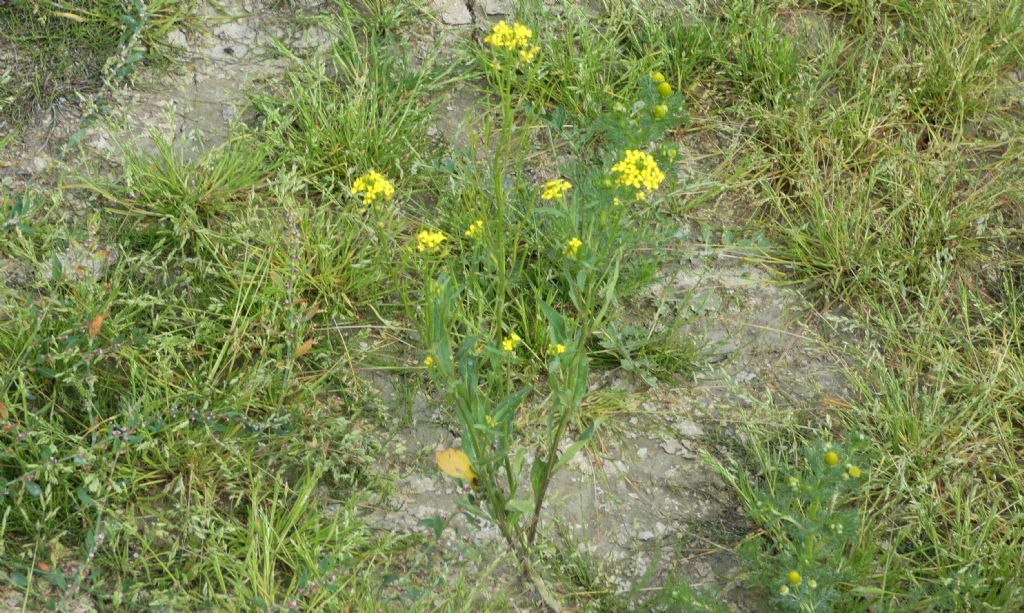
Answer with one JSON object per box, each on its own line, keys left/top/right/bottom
{"left": 1, "top": 1, "right": 853, "bottom": 610}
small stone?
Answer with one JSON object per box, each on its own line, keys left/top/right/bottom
{"left": 674, "top": 419, "right": 704, "bottom": 438}
{"left": 484, "top": 0, "right": 512, "bottom": 15}
{"left": 661, "top": 439, "right": 683, "bottom": 455}
{"left": 637, "top": 447, "right": 648, "bottom": 458}
{"left": 432, "top": 0, "right": 472, "bottom": 25}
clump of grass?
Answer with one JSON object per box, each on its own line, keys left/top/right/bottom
{"left": 677, "top": 0, "right": 1024, "bottom": 608}
{"left": 0, "top": 0, "right": 194, "bottom": 132}
{"left": 0, "top": 2, "right": 457, "bottom": 609}
{"left": 248, "top": 2, "right": 456, "bottom": 201}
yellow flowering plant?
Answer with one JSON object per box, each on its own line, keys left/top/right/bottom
{"left": 484, "top": 20, "right": 540, "bottom": 65}
{"left": 416, "top": 21, "right": 686, "bottom": 603}
{"left": 350, "top": 170, "right": 395, "bottom": 209}
{"left": 540, "top": 178, "right": 572, "bottom": 201}
{"left": 415, "top": 229, "right": 447, "bottom": 254}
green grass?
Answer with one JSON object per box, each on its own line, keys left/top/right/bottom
{"left": 0, "top": 0, "right": 194, "bottom": 138}
{"left": 1, "top": 3, "right": 454, "bottom": 608}
{"left": 3, "top": 0, "right": 1024, "bottom": 609}
{"left": 662, "top": 0, "right": 1024, "bottom": 608}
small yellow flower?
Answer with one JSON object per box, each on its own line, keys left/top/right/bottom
{"left": 779, "top": 585, "right": 790, "bottom": 596}
{"left": 549, "top": 343, "right": 566, "bottom": 355}
{"left": 787, "top": 571, "right": 801, "bottom": 586}
{"left": 824, "top": 451, "right": 840, "bottom": 466}
{"left": 424, "top": 355, "right": 434, "bottom": 367}
{"left": 808, "top": 579, "right": 818, "bottom": 589}
{"left": 416, "top": 229, "right": 447, "bottom": 254}
{"left": 653, "top": 104, "right": 668, "bottom": 119}
{"left": 657, "top": 82, "right": 673, "bottom": 97}
{"left": 610, "top": 149, "right": 665, "bottom": 194}
{"left": 541, "top": 178, "right": 572, "bottom": 200}
{"left": 612, "top": 197, "right": 622, "bottom": 206}
{"left": 848, "top": 465, "right": 862, "bottom": 478}
{"left": 465, "top": 219, "right": 484, "bottom": 239}
{"left": 651, "top": 71, "right": 666, "bottom": 83}
{"left": 351, "top": 170, "right": 395, "bottom": 207}
{"left": 484, "top": 21, "right": 533, "bottom": 51}
{"left": 564, "top": 236, "right": 583, "bottom": 257}
{"left": 502, "top": 332, "right": 522, "bottom": 353}
{"left": 485, "top": 415, "right": 497, "bottom": 428}
{"left": 787, "top": 476, "right": 799, "bottom": 488}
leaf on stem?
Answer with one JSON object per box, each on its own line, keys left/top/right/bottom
{"left": 553, "top": 418, "right": 604, "bottom": 473}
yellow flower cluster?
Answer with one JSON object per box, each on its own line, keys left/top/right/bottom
{"left": 484, "top": 21, "right": 539, "bottom": 63}
{"left": 465, "top": 219, "right": 484, "bottom": 239}
{"left": 501, "top": 332, "right": 522, "bottom": 353}
{"left": 564, "top": 236, "right": 583, "bottom": 257}
{"left": 549, "top": 343, "right": 566, "bottom": 356}
{"left": 519, "top": 45, "right": 540, "bottom": 63}
{"left": 540, "top": 178, "right": 572, "bottom": 200}
{"left": 610, "top": 150, "right": 665, "bottom": 198}
{"left": 351, "top": 170, "right": 395, "bottom": 207}
{"left": 416, "top": 230, "right": 447, "bottom": 254}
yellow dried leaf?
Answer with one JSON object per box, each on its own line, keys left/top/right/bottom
{"left": 435, "top": 448, "right": 476, "bottom": 484}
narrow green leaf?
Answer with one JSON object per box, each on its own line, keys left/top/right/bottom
{"left": 75, "top": 487, "right": 95, "bottom": 507}
{"left": 9, "top": 572, "right": 27, "bottom": 588}
{"left": 539, "top": 299, "right": 567, "bottom": 340}
{"left": 506, "top": 499, "right": 532, "bottom": 515}
{"left": 493, "top": 386, "right": 531, "bottom": 422}
{"left": 553, "top": 418, "right": 604, "bottom": 473}
{"left": 417, "top": 515, "right": 445, "bottom": 539}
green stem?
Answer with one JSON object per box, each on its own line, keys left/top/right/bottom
{"left": 526, "top": 319, "right": 592, "bottom": 547}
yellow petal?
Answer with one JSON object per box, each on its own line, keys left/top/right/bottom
{"left": 435, "top": 448, "right": 476, "bottom": 483}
